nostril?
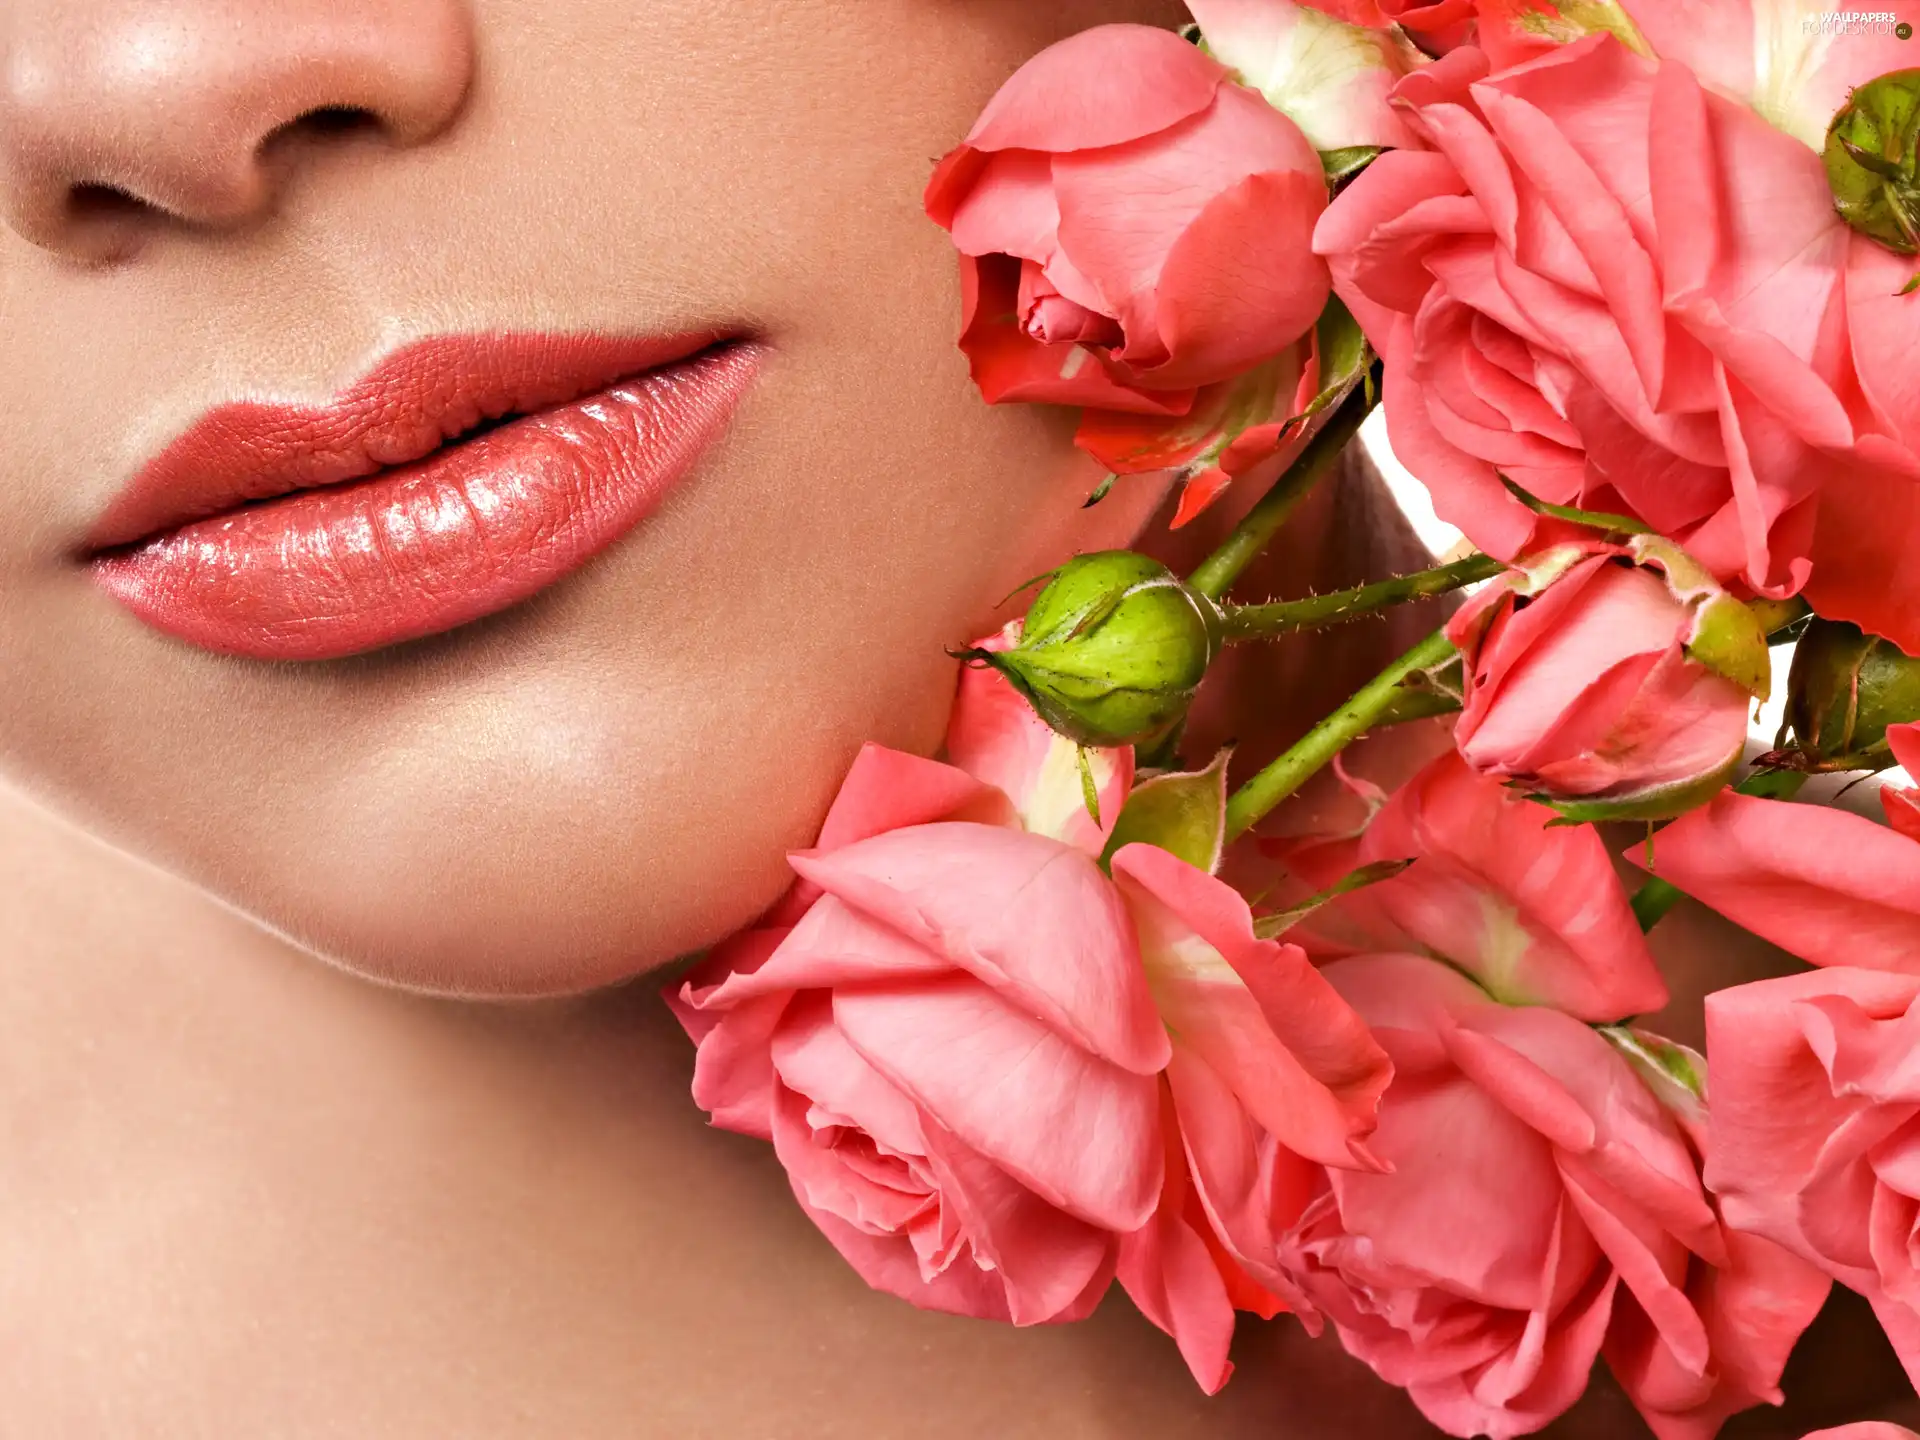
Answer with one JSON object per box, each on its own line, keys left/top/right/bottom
{"left": 267, "top": 105, "right": 387, "bottom": 150}
{"left": 65, "top": 183, "right": 152, "bottom": 228}
{"left": 250, "top": 104, "right": 389, "bottom": 192}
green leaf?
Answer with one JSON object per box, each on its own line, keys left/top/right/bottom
{"left": 1319, "top": 145, "right": 1381, "bottom": 184}
{"left": 1313, "top": 295, "right": 1371, "bottom": 403}
{"left": 1629, "top": 877, "right": 1684, "bottom": 934}
{"left": 1101, "top": 751, "right": 1230, "bottom": 874}
{"left": 1499, "top": 474, "right": 1651, "bottom": 535}
{"left": 1737, "top": 767, "right": 1811, "bottom": 801}
{"left": 1252, "top": 858, "right": 1413, "bottom": 939}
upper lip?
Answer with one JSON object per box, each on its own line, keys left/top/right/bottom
{"left": 83, "top": 330, "right": 730, "bottom": 554}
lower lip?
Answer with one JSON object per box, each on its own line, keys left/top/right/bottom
{"left": 91, "top": 344, "right": 761, "bottom": 662}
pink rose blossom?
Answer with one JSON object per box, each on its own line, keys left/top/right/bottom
{"left": 667, "top": 651, "right": 1156, "bottom": 1328}
{"left": 668, "top": 741, "right": 1164, "bottom": 1330}
{"left": 1446, "top": 541, "right": 1756, "bottom": 818}
{"left": 1283, "top": 951, "right": 1825, "bottom": 1440}
{"left": 1314, "top": 35, "right": 1920, "bottom": 649}
{"left": 1237, "top": 755, "right": 1820, "bottom": 1433}
{"left": 925, "top": 24, "right": 1330, "bottom": 417}
{"left": 1801, "top": 1426, "right": 1920, "bottom": 1439}
{"left": 671, "top": 646, "right": 1392, "bottom": 1390}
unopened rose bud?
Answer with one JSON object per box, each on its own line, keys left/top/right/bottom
{"left": 965, "top": 552, "right": 1222, "bottom": 749}
{"left": 1825, "top": 69, "right": 1920, "bottom": 254}
{"left": 1784, "top": 618, "right": 1920, "bottom": 768}
{"left": 1446, "top": 537, "right": 1769, "bottom": 822}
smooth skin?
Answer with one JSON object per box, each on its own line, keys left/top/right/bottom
{"left": 0, "top": 1, "right": 1914, "bottom": 1434}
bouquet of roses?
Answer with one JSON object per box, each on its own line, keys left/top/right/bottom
{"left": 669, "top": 3, "right": 1920, "bottom": 1435}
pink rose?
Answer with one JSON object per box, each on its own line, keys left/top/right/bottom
{"left": 669, "top": 737, "right": 1166, "bottom": 1329}
{"left": 1446, "top": 539, "right": 1763, "bottom": 819}
{"left": 1236, "top": 755, "right": 1822, "bottom": 1433}
{"left": 668, "top": 650, "right": 1157, "bottom": 1327}
{"left": 1705, "top": 968, "right": 1920, "bottom": 1393}
{"left": 1281, "top": 751, "right": 1670, "bottom": 1022}
{"left": 1802, "top": 1427, "right": 1920, "bottom": 1440}
{"left": 672, "top": 645, "right": 1392, "bottom": 1390}
{"left": 1314, "top": 35, "right": 1920, "bottom": 648}
{"left": 1283, "top": 952, "right": 1826, "bottom": 1440}
{"left": 925, "top": 24, "right": 1330, "bottom": 414}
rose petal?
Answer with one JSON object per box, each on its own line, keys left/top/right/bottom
{"left": 917, "top": 1110, "right": 1117, "bottom": 1327}
{"left": 792, "top": 822, "right": 1170, "bottom": 1074}
{"left": 965, "top": 25, "right": 1226, "bottom": 155}
{"left": 1640, "top": 791, "right": 1920, "bottom": 974}
{"left": 697, "top": 896, "right": 951, "bottom": 1008}
{"left": 832, "top": 975, "right": 1163, "bottom": 1232}
{"left": 1116, "top": 1087, "right": 1240, "bottom": 1393}
{"left": 769, "top": 1083, "right": 1013, "bottom": 1323}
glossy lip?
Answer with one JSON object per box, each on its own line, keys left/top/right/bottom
{"left": 84, "top": 332, "right": 761, "bottom": 662}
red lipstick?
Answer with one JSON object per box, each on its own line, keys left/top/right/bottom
{"left": 86, "top": 333, "right": 760, "bottom": 662}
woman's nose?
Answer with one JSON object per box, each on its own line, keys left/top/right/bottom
{"left": 0, "top": 0, "right": 472, "bottom": 261}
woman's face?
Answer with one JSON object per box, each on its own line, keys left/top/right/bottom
{"left": 0, "top": 0, "right": 1186, "bottom": 994}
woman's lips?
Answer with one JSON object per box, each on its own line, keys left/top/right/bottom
{"left": 86, "top": 334, "right": 760, "bottom": 662}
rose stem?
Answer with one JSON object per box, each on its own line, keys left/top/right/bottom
{"left": 1186, "top": 383, "right": 1376, "bottom": 602}
{"left": 1628, "top": 769, "right": 1812, "bottom": 932}
{"left": 1224, "top": 628, "right": 1457, "bottom": 840}
{"left": 1220, "top": 553, "right": 1506, "bottom": 642}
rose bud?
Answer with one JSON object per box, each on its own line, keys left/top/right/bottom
{"left": 1446, "top": 536, "right": 1770, "bottom": 821}
{"left": 963, "top": 551, "right": 1222, "bottom": 750}
{"left": 923, "top": 24, "right": 1331, "bottom": 416}
{"left": 1783, "top": 617, "right": 1920, "bottom": 771}
{"left": 1825, "top": 69, "right": 1920, "bottom": 255}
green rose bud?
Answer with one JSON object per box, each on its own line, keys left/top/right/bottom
{"left": 1825, "top": 69, "right": 1920, "bottom": 255}
{"left": 966, "top": 551, "right": 1222, "bottom": 749}
{"left": 1784, "top": 617, "right": 1920, "bottom": 768}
